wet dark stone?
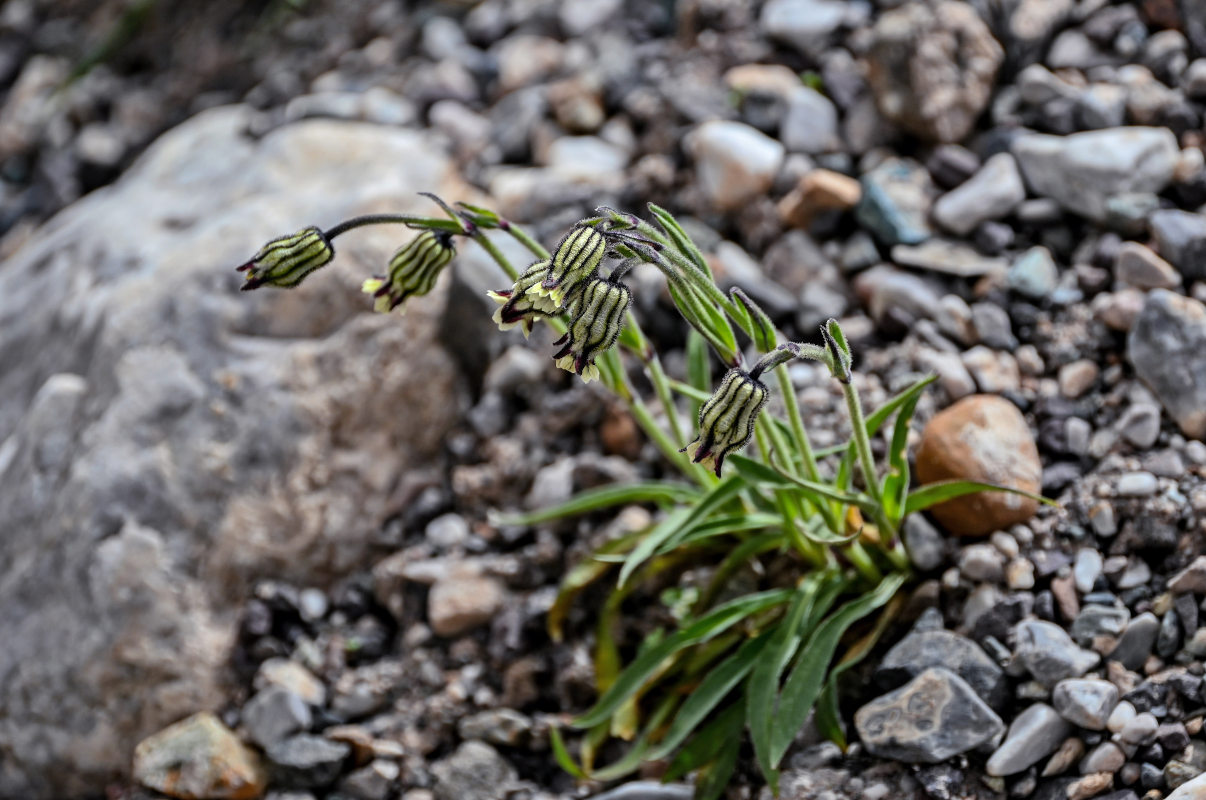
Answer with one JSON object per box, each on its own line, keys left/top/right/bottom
{"left": 1123, "top": 682, "right": 1167, "bottom": 713}
{"left": 1034, "top": 591, "right": 1056, "bottom": 622}
{"left": 972, "top": 594, "right": 1034, "bottom": 644}
{"left": 1140, "top": 762, "right": 1164, "bottom": 791}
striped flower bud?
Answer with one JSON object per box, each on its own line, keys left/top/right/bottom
{"left": 236, "top": 226, "right": 334, "bottom": 290}
{"left": 487, "top": 260, "right": 562, "bottom": 337}
{"left": 552, "top": 275, "right": 631, "bottom": 383}
{"left": 683, "top": 368, "right": 769, "bottom": 476}
{"left": 535, "top": 224, "right": 607, "bottom": 307}
{"left": 361, "top": 229, "right": 456, "bottom": 313}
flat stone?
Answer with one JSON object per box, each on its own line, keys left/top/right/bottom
{"left": 986, "top": 703, "right": 1072, "bottom": 776}
{"left": 857, "top": 158, "right": 935, "bottom": 246}
{"left": 1149, "top": 209, "right": 1206, "bottom": 283}
{"left": 778, "top": 168, "right": 861, "bottom": 228}
{"left": 877, "top": 627, "right": 1009, "bottom": 708}
{"left": 932, "top": 153, "right": 1026, "bottom": 236}
{"left": 457, "top": 709, "right": 533, "bottom": 747}
{"left": 1052, "top": 679, "right": 1119, "bottom": 729}
{"left": 1117, "top": 471, "right": 1159, "bottom": 496}
{"left": 891, "top": 239, "right": 1007, "bottom": 278}
{"left": 1014, "top": 619, "right": 1101, "bottom": 686}
{"left": 1167, "top": 770, "right": 1206, "bottom": 800}
{"left": 1116, "top": 242, "right": 1181, "bottom": 290}
{"left": 133, "top": 713, "right": 266, "bottom": 800}
{"left": 915, "top": 395, "right": 1042, "bottom": 537}
{"left": 854, "top": 667, "right": 1005, "bottom": 763}
{"left": 1012, "top": 127, "right": 1179, "bottom": 222}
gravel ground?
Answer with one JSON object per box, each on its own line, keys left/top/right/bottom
{"left": 6, "top": 1, "right": 1206, "bottom": 799}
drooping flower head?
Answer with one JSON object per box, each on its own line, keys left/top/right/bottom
{"left": 536, "top": 224, "right": 608, "bottom": 307}
{"left": 361, "top": 229, "right": 456, "bottom": 313}
{"left": 683, "top": 367, "right": 770, "bottom": 476}
{"left": 552, "top": 274, "right": 632, "bottom": 383}
{"left": 488, "top": 260, "right": 563, "bottom": 337}
{"left": 236, "top": 226, "right": 334, "bottom": 290}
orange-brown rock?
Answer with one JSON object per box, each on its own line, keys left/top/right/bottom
{"left": 914, "top": 394, "right": 1042, "bottom": 537}
{"left": 133, "top": 713, "right": 266, "bottom": 800}
{"left": 778, "top": 168, "right": 862, "bottom": 228}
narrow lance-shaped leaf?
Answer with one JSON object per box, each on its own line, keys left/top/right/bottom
{"left": 547, "top": 529, "right": 644, "bottom": 641}
{"left": 731, "top": 287, "right": 779, "bottom": 353}
{"left": 880, "top": 389, "right": 922, "bottom": 528}
{"left": 905, "top": 479, "right": 1056, "bottom": 515}
{"left": 769, "top": 572, "right": 907, "bottom": 766}
{"left": 494, "top": 481, "right": 700, "bottom": 527}
{"left": 663, "top": 702, "right": 744, "bottom": 782}
{"left": 572, "top": 588, "right": 793, "bottom": 729}
{"left": 618, "top": 474, "right": 745, "bottom": 587}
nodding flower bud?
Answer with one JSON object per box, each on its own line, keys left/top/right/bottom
{"left": 682, "top": 368, "right": 769, "bottom": 476}
{"left": 361, "top": 229, "right": 456, "bottom": 313}
{"left": 487, "top": 260, "right": 562, "bottom": 337}
{"left": 536, "top": 224, "right": 607, "bottom": 307}
{"left": 236, "top": 226, "right": 334, "bottom": 290}
{"left": 552, "top": 275, "right": 631, "bottom": 383}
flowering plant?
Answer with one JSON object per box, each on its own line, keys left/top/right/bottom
{"left": 236, "top": 195, "right": 1045, "bottom": 797}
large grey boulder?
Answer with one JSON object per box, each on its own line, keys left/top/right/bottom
{"left": 0, "top": 106, "right": 468, "bottom": 797}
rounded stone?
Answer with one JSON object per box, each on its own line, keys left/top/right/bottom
{"left": 133, "top": 713, "right": 266, "bottom": 800}
{"left": 915, "top": 395, "right": 1043, "bottom": 537}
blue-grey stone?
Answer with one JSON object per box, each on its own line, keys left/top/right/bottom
{"left": 1008, "top": 246, "right": 1059, "bottom": 299}
{"left": 877, "top": 626, "right": 1009, "bottom": 709}
{"left": 1149, "top": 209, "right": 1206, "bottom": 282}
{"left": 856, "top": 157, "right": 933, "bottom": 245}
{"left": 986, "top": 703, "right": 1071, "bottom": 776}
{"left": 1128, "top": 290, "right": 1206, "bottom": 440}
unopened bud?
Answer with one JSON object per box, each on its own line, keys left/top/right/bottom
{"left": 682, "top": 368, "right": 769, "bottom": 476}
{"left": 361, "top": 229, "right": 456, "bottom": 313}
{"left": 236, "top": 226, "right": 334, "bottom": 290}
{"left": 535, "top": 224, "right": 607, "bottom": 307}
{"left": 552, "top": 275, "right": 631, "bottom": 383}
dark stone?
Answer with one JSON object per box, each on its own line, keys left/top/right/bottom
{"left": 855, "top": 668, "right": 1005, "bottom": 763}
{"left": 1123, "top": 682, "right": 1167, "bottom": 713}
{"left": 266, "top": 735, "right": 351, "bottom": 790}
{"left": 1140, "top": 762, "right": 1164, "bottom": 791}
{"left": 914, "top": 763, "right": 964, "bottom": 800}
{"left": 1157, "top": 609, "right": 1181, "bottom": 659}
{"left": 877, "top": 627, "right": 1010, "bottom": 709}
{"left": 1167, "top": 671, "right": 1202, "bottom": 703}
{"left": 1034, "top": 591, "right": 1056, "bottom": 622}
{"left": 972, "top": 594, "right": 1033, "bottom": 644}
{"left": 1156, "top": 722, "right": 1190, "bottom": 753}
{"left": 1139, "top": 743, "right": 1165, "bottom": 764}
{"left": 1041, "top": 462, "right": 1081, "bottom": 493}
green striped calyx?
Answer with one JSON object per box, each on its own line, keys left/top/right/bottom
{"left": 535, "top": 224, "right": 607, "bottom": 307}
{"left": 683, "top": 367, "right": 769, "bottom": 476}
{"left": 488, "top": 260, "right": 567, "bottom": 337}
{"left": 237, "top": 226, "right": 334, "bottom": 290}
{"left": 362, "top": 229, "right": 456, "bottom": 313}
{"left": 552, "top": 275, "right": 631, "bottom": 383}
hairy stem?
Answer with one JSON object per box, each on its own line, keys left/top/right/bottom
{"left": 324, "top": 214, "right": 462, "bottom": 239}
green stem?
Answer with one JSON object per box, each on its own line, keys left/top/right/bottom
{"left": 501, "top": 220, "right": 552, "bottom": 261}
{"left": 470, "top": 230, "right": 520, "bottom": 282}
{"left": 844, "top": 540, "right": 883, "bottom": 584}
{"left": 841, "top": 377, "right": 904, "bottom": 572}
{"left": 756, "top": 427, "right": 827, "bottom": 569}
{"left": 324, "top": 214, "right": 463, "bottom": 239}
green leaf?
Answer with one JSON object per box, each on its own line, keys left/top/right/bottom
{"left": 648, "top": 203, "right": 712, "bottom": 278}
{"left": 747, "top": 574, "right": 831, "bottom": 784}
{"left": 686, "top": 329, "right": 711, "bottom": 421}
{"left": 619, "top": 474, "right": 745, "bottom": 587}
{"left": 694, "top": 730, "right": 741, "bottom": 800}
{"left": 549, "top": 726, "right": 587, "bottom": 779}
{"left": 904, "top": 479, "right": 1056, "bottom": 516}
{"left": 814, "top": 592, "right": 905, "bottom": 750}
{"left": 668, "top": 278, "right": 739, "bottom": 366}
{"left": 663, "top": 702, "right": 744, "bottom": 782}
{"left": 496, "top": 481, "right": 699, "bottom": 527}
{"left": 697, "top": 532, "right": 784, "bottom": 611}
{"left": 659, "top": 512, "right": 784, "bottom": 554}
{"left": 731, "top": 287, "right": 779, "bottom": 353}
{"left": 588, "top": 695, "right": 679, "bottom": 782}
{"left": 880, "top": 389, "right": 922, "bottom": 527}
{"left": 764, "top": 459, "right": 880, "bottom": 512}
{"left": 573, "top": 588, "right": 793, "bottom": 730}
{"left": 770, "top": 572, "right": 907, "bottom": 766}
{"left": 648, "top": 632, "right": 774, "bottom": 761}
{"left": 728, "top": 454, "right": 793, "bottom": 486}
{"left": 547, "top": 530, "right": 644, "bottom": 642}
